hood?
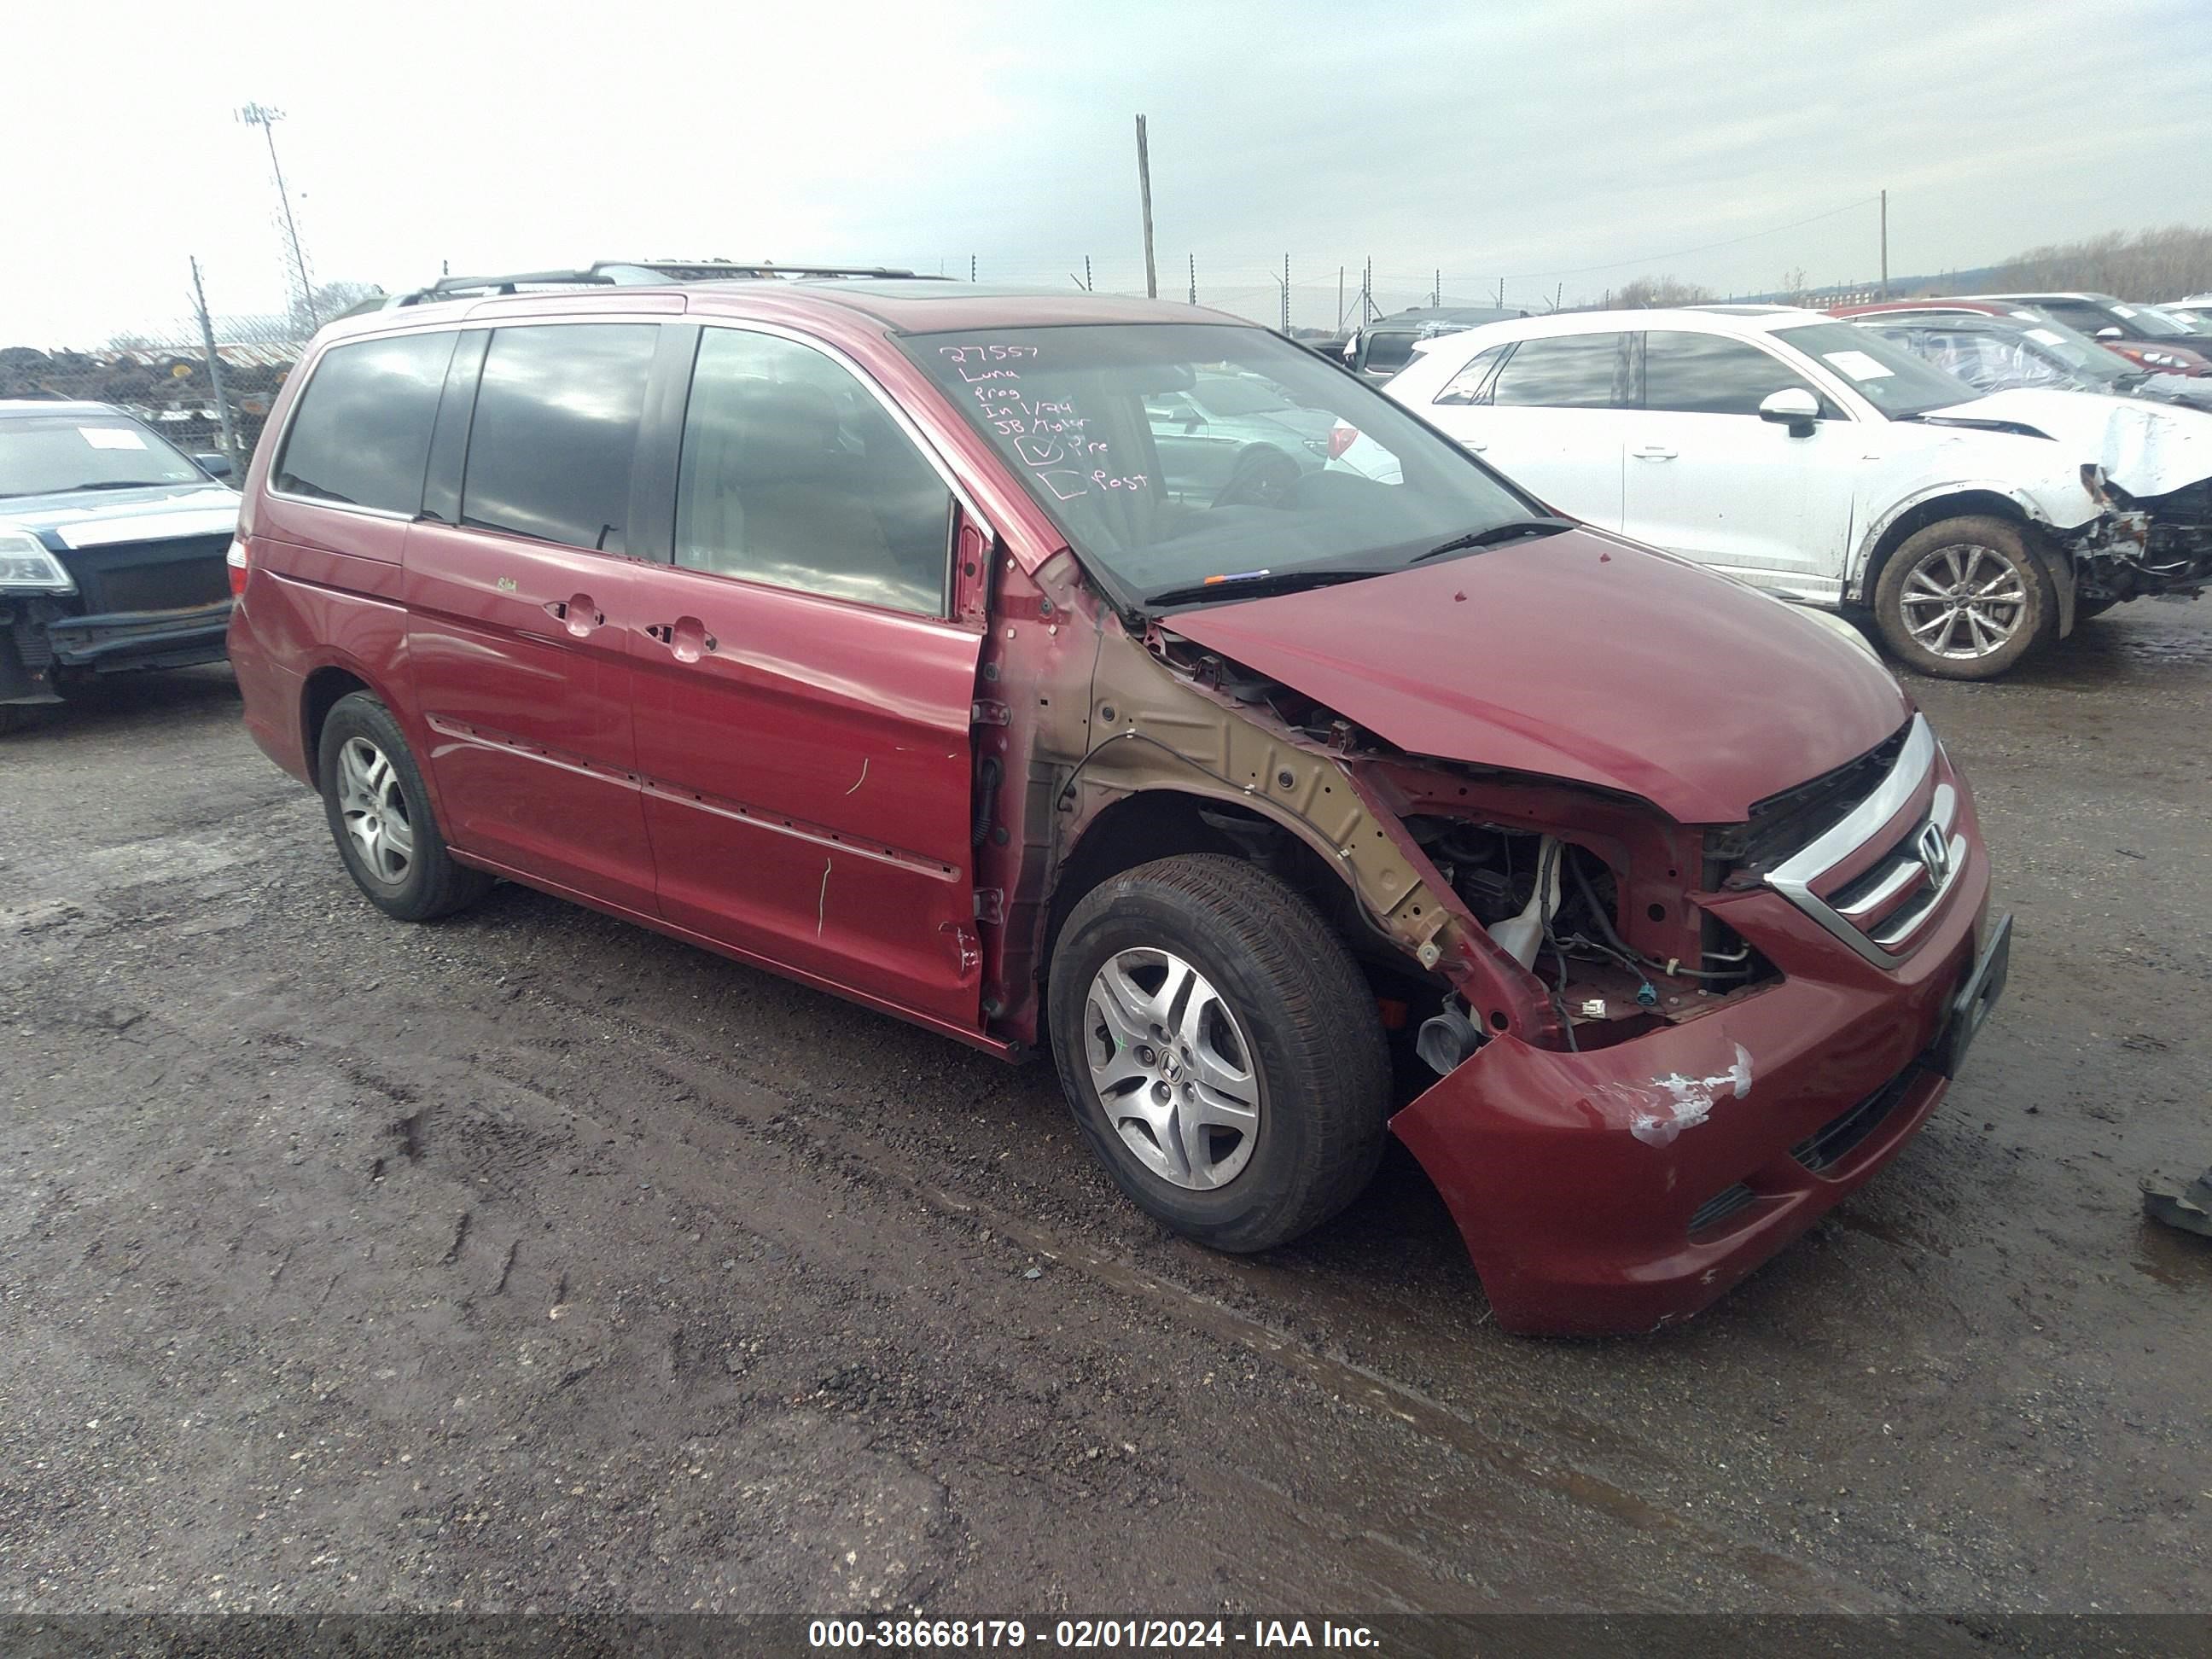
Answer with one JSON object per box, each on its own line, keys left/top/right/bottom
{"left": 1, "top": 483, "right": 238, "bottom": 550}
{"left": 1925, "top": 388, "right": 2212, "bottom": 498}
{"left": 1164, "top": 528, "right": 1910, "bottom": 824}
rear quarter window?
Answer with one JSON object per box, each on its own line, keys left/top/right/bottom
{"left": 276, "top": 332, "right": 458, "bottom": 514}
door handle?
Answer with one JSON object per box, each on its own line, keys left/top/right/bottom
{"left": 544, "top": 594, "right": 605, "bottom": 637}
{"left": 1631, "top": 445, "right": 1679, "bottom": 460}
{"left": 646, "top": 617, "right": 718, "bottom": 662}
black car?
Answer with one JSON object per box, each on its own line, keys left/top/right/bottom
{"left": 1343, "top": 306, "right": 1529, "bottom": 381}
{"left": 0, "top": 400, "right": 239, "bottom": 732}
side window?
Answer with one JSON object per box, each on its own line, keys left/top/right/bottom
{"left": 460, "top": 323, "right": 656, "bottom": 552}
{"left": 276, "top": 331, "right": 457, "bottom": 513}
{"left": 1642, "top": 331, "right": 1829, "bottom": 416}
{"left": 1488, "top": 333, "right": 1627, "bottom": 409}
{"left": 674, "top": 329, "right": 952, "bottom": 616}
{"left": 1433, "top": 345, "right": 1509, "bottom": 405}
{"left": 2046, "top": 301, "right": 2116, "bottom": 335}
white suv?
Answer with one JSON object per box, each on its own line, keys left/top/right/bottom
{"left": 1377, "top": 306, "right": 2212, "bottom": 678}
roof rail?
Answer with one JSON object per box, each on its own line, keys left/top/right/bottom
{"left": 375, "top": 259, "right": 946, "bottom": 309}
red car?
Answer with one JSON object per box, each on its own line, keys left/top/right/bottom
{"left": 227, "top": 270, "right": 2007, "bottom": 1336}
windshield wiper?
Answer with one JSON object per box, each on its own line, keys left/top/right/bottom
{"left": 1411, "top": 516, "right": 1576, "bottom": 562}
{"left": 55, "top": 479, "right": 193, "bottom": 492}
{"left": 1144, "top": 568, "right": 1385, "bottom": 608}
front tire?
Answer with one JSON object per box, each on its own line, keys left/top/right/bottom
{"left": 1047, "top": 854, "right": 1389, "bottom": 1252}
{"left": 316, "top": 691, "right": 491, "bottom": 922}
{"left": 1872, "top": 515, "right": 2054, "bottom": 679}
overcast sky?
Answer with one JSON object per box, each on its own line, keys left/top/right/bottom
{"left": 8, "top": 0, "right": 2209, "bottom": 345}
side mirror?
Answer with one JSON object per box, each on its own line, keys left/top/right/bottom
{"left": 2095, "top": 327, "right": 2124, "bottom": 340}
{"left": 1758, "top": 387, "right": 1820, "bottom": 435}
{"left": 193, "top": 452, "right": 235, "bottom": 479}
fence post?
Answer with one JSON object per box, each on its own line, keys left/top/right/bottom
{"left": 189, "top": 257, "right": 241, "bottom": 465}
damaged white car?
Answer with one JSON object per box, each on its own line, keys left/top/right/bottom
{"left": 1374, "top": 306, "right": 2212, "bottom": 678}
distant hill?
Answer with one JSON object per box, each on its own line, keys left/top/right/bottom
{"left": 1738, "top": 265, "right": 2011, "bottom": 305}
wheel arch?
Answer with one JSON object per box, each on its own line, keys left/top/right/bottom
{"left": 299, "top": 656, "right": 419, "bottom": 798}
{"left": 1848, "top": 486, "right": 2058, "bottom": 606}
{"left": 1040, "top": 789, "right": 1371, "bottom": 992}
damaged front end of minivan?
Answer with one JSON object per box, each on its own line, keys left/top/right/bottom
{"left": 989, "top": 531, "right": 2001, "bottom": 1337}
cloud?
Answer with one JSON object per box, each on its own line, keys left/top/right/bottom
{"left": 3, "top": 0, "right": 2207, "bottom": 342}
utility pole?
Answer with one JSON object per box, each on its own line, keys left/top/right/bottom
{"left": 1284, "top": 253, "right": 1291, "bottom": 333}
{"left": 970, "top": 253, "right": 977, "bottom": 282}
{"left": 1337, "top": 266, "right": 1345, "bottom": 331}
{"left": 189, "top": 257, "right": 239, "bottom": 465}
{"left": 1135, "top": 114, "right": 1158, "bottom": 300}
{"left": 1360, "top": 257, "right": 1372, "bottom": 325}
{"left": 1188, "top": 253, "right": 1196, "bottom": 306}
{"left": 1879, "top": 189, "right": 1889, "bottom": 299}
{"left": 236, "top": 103, "right": 317, "bottom": 333}
{"left": 1086, "top": 254, "right": 1092, "bottom": 291}
{"left": 1433, "top": 268, "right": 1441, "bottom": 309}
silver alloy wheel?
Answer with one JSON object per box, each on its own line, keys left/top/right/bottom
{"left": 336, "top": 735, "right": 415, "bottom": 884}
{"left": 1897, "top": 542, "right": 2029, "bottom": 660}
{"left": 1082, "top": 946, "right": 1263, "bottom": 1190}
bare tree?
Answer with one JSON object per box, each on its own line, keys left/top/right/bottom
{"left": 1990, "top": 225, "right": 2212, "bottom": 302}
{"left": 1612, "top": 275, "right": 1715, "bottom": 308}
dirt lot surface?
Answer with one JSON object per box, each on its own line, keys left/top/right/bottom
{"left": 3, "top": 607, "right": 2209, "bottom": 1619}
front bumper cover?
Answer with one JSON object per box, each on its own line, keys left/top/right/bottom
{"left": 1390, "top": 798, "right": 1998, "bottom": 1337}
{"left": 1, "top": 597, "right": 234, "bottom": 704}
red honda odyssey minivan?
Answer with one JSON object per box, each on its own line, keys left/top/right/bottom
{"left": 228, "top": 270, "right": 2009, "bottom": 1335}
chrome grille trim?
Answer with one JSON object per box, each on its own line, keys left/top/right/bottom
{"left": 1765, "top": 714, "right": 1960, "bottom": 968}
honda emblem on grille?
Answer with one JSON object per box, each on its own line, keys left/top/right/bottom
{"left": 1918, "top": 822, "right": 1952, "bottom": 884}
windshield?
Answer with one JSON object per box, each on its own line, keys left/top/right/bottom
{"left": 0, "top": 414, "right": 205, "bottom": 498}
{"left": 2133, "top": 304, "right": 2209, "bottom": 338}
{"left": 1853, "top": 317, "right": 2128, "bottom": 393}
{"left": 902, "top": 323, "right": 1534, "bottom": 606}
{"left": 1189, "top": 373, "right": 1294, "bottom": 416}
{"left": 1769, "top": 322, "right": 1979, "bottom": 419}
{"left": 2095, "top": 301, "right": 2186, "bottom": 338}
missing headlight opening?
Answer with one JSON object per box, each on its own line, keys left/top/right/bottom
{"left": 1403, "top": 815, "right": 1772, "bottom": 1074}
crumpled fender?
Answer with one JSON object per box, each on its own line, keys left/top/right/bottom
{"left": 1847, "top": 475, "right": 2093, "bottom": 599}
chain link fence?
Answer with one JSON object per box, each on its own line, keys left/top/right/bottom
{"left": 1, "top": 331, "right": 302, "bottom": 468}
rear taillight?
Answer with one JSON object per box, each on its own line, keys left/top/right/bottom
{"left": 1327, "top": 422, "right": 1359, "bottom": 460}
{"left": 225, "top": 538, "right": 248, "bottom": 597}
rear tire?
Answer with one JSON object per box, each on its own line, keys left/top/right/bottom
{"left": 316, "top": 691, "right": 491, "bottom": 922}
{"left": 1047, "top": 853, "right": 1389, "bottom": 1253}
{"left": 1872, "top": 515, "right": 2054, "bottom": 680}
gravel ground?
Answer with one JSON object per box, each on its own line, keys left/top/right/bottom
{"left": 1, "top": 604, "right": 2208, "bottom": 1618}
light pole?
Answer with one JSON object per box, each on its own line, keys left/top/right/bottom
{"left": 236, "top": 103, "right": 318, "bottom": 332}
